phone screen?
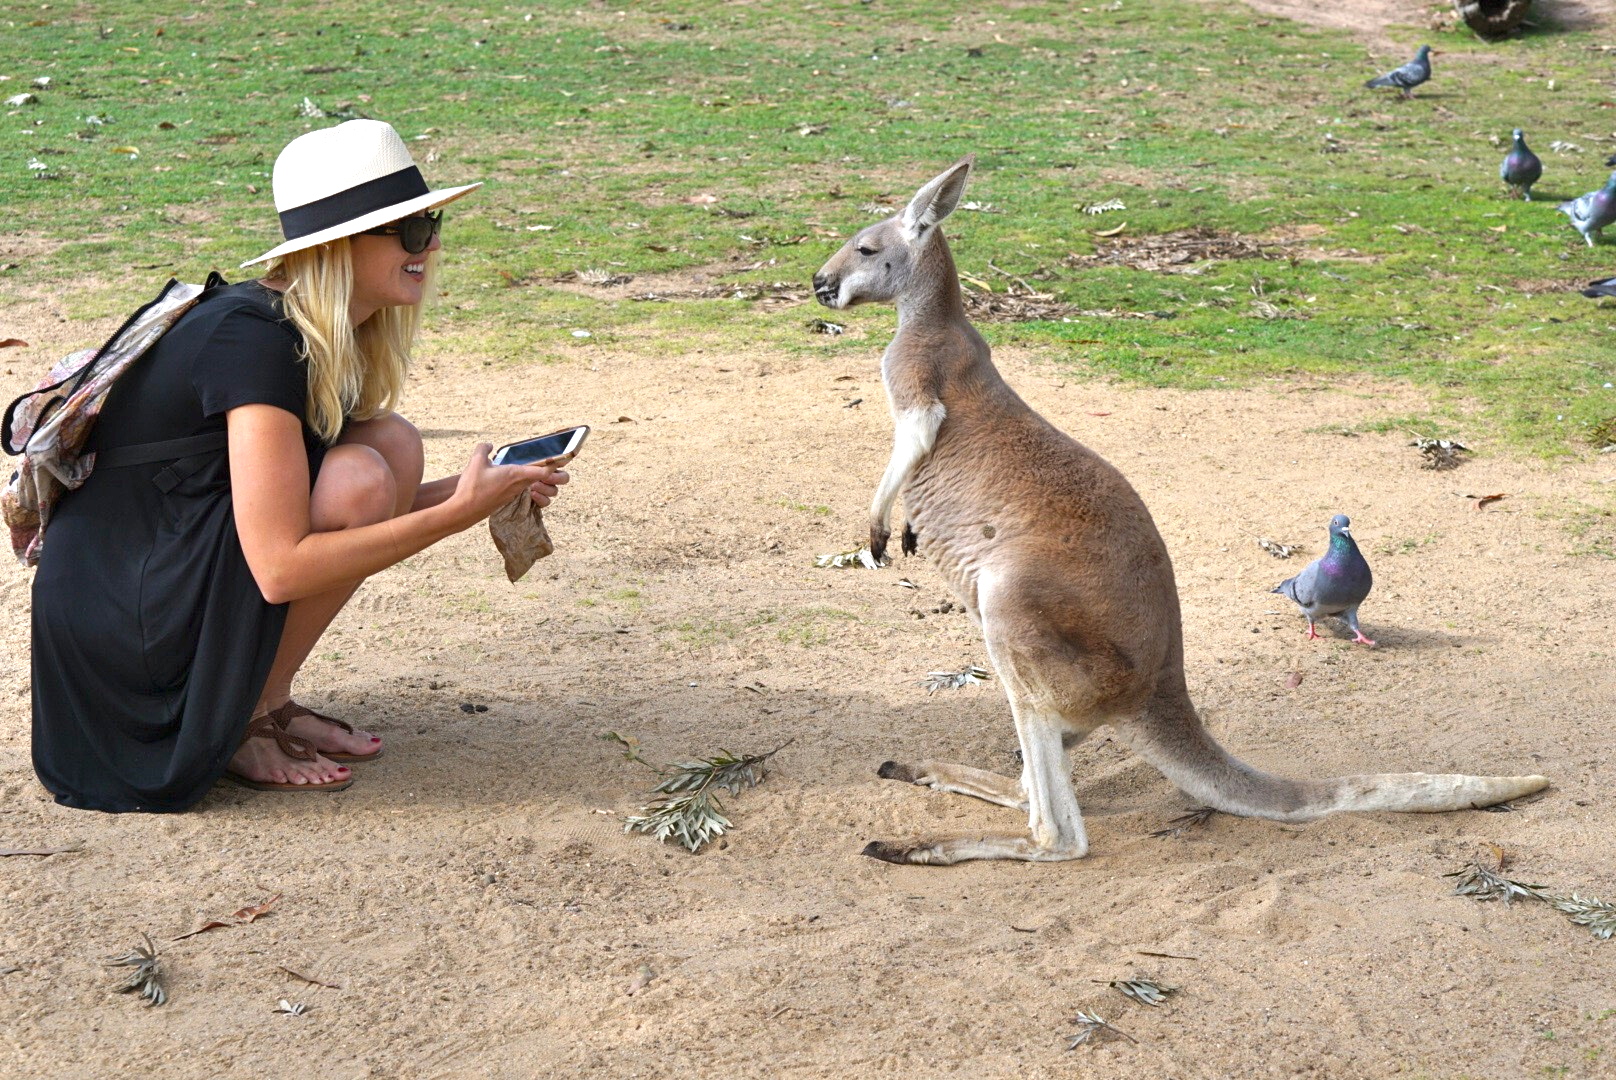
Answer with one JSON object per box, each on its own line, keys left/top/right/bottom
{"left": 492, "top": 427, "right": 587, "bottom": 466}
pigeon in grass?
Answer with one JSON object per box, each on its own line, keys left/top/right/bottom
{"left": 1583, "top": 276, "right": 1616, "bottom": 299}
{"left": 1273, "top": 514, "right": 1375, "bottom": 647}
{"left": 1499, "top": 129, "right": 1543, "bottom": 201}
{"left": 1365, "top": 45, "right": 1432, "bottom": 100}
{"left": 1557, "top": 172, "right": 1616, "bottom": 248}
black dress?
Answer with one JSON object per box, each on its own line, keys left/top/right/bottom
{"left": 31, "top": 281, "right": 326, "bottom": 812}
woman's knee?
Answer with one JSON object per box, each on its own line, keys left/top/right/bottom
{"left": 344, "top": 413, "right": 424, "bottom": 481}
{"left": 341, "top": 413, "right": 423, "bottom": 515}
{"left": 311, "top": 445, "right": 396, "bottom": 531}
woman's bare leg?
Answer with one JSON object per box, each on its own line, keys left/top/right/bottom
{"left": 229, "top": 415, "right": 421, "bottom": 781}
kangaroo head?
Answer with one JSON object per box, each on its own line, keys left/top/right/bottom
{"left": 812, "top": 155, "right": 974, "bottom": 309}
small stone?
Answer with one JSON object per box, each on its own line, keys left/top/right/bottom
{"left": 459, "top": 702, "right": 476, "bottom": 713}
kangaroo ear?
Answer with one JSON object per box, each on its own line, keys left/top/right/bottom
{"left": 899, "top": 155, "right": 974, "bottom": 242}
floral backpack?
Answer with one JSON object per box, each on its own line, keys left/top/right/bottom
{"left": 2, "top": 272, "right": 227, "bottom": 566}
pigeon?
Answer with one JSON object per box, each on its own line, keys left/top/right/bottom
{"left": 1556, "top": 172, "right": 1616, "bottom": 248}
{"left": 1499, "top": 129, "right": 1543, "bottom": 201}
{"left": 1272, "top": 514, "right": 1375, "bottom": 646}
{"left": 1583, "top": 276, "right": 1616, "bottom": 299}
{"left": 1365, "top": 45, "right": 1432, "bottom": 100}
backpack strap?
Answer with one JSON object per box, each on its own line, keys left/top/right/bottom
{"left": 94, "top": 431, "right": 228, "bottom": 469}
{"left": 1, "top": 272, "right": 231, "bottom": 456}
{"left": 95, "top": 430, "right": 230, "bottom": 494}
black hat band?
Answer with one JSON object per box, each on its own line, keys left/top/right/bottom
{"left": 277, "top": 165, "right": 430, "bottom": 240}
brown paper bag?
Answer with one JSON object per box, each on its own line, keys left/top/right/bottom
{"left": 488, "top": 494, "right": 554, "bottom": 582}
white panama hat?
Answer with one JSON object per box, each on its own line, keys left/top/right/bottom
{"left": 240, "top": 118, "right": 481, "bottom": 268}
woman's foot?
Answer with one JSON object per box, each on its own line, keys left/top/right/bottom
{"left": 265, "top": 701, "right": 383, "bottom": 762}
{"left": 226, "top": 716, "right": 352, "bottom": 789}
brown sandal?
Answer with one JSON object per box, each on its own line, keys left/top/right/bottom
{"left": 269, "top": 700, "right": 383, "bottom": 763}
{"left": 224, "top": 714, "right": 353, "bottom": 792}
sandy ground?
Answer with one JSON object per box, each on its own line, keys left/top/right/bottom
{"left": 2, "top": 266, "right": 1615, "bottom": 1075}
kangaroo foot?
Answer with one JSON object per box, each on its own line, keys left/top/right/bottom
{"left": 861, "top": 834, "right": 1087, "bottom": 865}
{"left": 876, "top": 758, "right": 1027, "bottom": 810}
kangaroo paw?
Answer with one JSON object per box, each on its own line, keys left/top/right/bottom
{"left": 901, "top": 522, "right": 918, "bottom": 556}
{"left": 862, "top": 840, "right": 928, "bottom": 864}
{"left": 870, "top": 525, "right": 890, "bottom": 562}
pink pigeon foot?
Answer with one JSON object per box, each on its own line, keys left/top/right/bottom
{"left": 1304, "top": 623, "right": 1320, "bottom": 640}
{"left": 1351, "top": 631, "right": 1377, "bottom": 647}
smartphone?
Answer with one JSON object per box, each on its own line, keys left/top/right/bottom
{"left": 490, "top": 425, "right": 590, "bottom": 468}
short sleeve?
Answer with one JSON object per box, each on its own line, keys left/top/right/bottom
{"left": 190, "top": 303, "right": 307, "bottom": 421}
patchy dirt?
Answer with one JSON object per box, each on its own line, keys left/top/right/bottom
{"left": 1063, "top": 227, "right": 1292, "bottom": 274}
{"left": 2, "top": 269, "right": 1615, "bottom": 1076}
{"left": 1196, "top": 0, "right": 1610, "bottom": 43}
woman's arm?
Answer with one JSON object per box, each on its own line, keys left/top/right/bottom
{"left": 411, "top": 475, "right": 459, "bottom": 512}
{"left": 229, "top": 404, "right": 566, "bottom": 604}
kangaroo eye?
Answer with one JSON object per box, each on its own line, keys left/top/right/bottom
{"left": 856, "top": 244, "right": 877, "bottom": 256}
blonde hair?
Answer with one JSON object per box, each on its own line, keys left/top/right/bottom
{"left": 260, "top": 237, "right": 433, "bottom": 444}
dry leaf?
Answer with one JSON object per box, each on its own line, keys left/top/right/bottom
{"left": 683, "top": 193, "right": 718, "bottom": 205}
{"left": 233, "top": 894, "right": 281, "bottom": 923}
{"left": 1281, "top": 671, "right": 1303, "bottom": 690}
{"left": 172, "top": 894, "right": 281, "bottom": 939}
{"left": 1095, "top": 222, "right": 1128, "bottom": 238}
{"left": 1475, "top": 493, "right": 1506, "bottom": 510}
{"left": 0, "top": 845, "right": 80, "bottom": 857}
{"left": 274, "top": 999, "right": 309, "bottom": 1015}
{"left": 0, "top": 338, "right": 28, "bottom": 349}
{"left": 277, "top": 964, "right": 343, "bottom": 989}
{"left": 1257, "top": 537, "right": 1295, "bottom": 559}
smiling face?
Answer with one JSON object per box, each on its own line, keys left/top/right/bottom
{"left": 348, "top": 213, "right": 440, "bottom": 325}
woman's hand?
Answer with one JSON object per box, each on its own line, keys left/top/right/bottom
{"left": 524, "top": 464, "right": 568, "bottom": 508}
{"left": 447, "top": 443, "right": 569, "bottom": 525}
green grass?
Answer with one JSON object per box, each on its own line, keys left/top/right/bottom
{"left": 4, "top": 0, "right": 1616, "bottom": 453}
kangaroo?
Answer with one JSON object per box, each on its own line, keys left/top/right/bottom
{"left": 811, "top": 157, "right": 1549, "bottom": 865}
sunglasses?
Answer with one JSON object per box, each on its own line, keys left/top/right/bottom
{"left": 360, "top": 210, "right": 442, "bottom": 254}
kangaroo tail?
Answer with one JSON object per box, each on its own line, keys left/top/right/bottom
{"left": 1118, "top": 691, "right": 1548, "bottom": 823}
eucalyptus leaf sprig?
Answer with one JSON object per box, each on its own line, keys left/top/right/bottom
{"left": 106, "top": 933, "right": 165, "bottom": 1007}
{"left": 1445, "top": 858, "right": 1616, "bottom": 940}
{"left": 1065, "top": 1010, "right": 1136, "bottom": 1050}
{"left": 1549, "top": 893, "right": 1616, "bottom": 940}
{"left": 603, "top": 732, "right": 792, "bottom": 853}
{"left": 1443, "top": 859, "right": 1548, "bottom": 905}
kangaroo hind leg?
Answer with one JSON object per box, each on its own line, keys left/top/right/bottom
{"left": 864, "top": 641, "right": 1092, "bottom": 865}
{"left": 864, "top": 691, "right": 1087, "bottom": 865}
{"left": 875, "top": 758, "right": 1027, "bottom": 811}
